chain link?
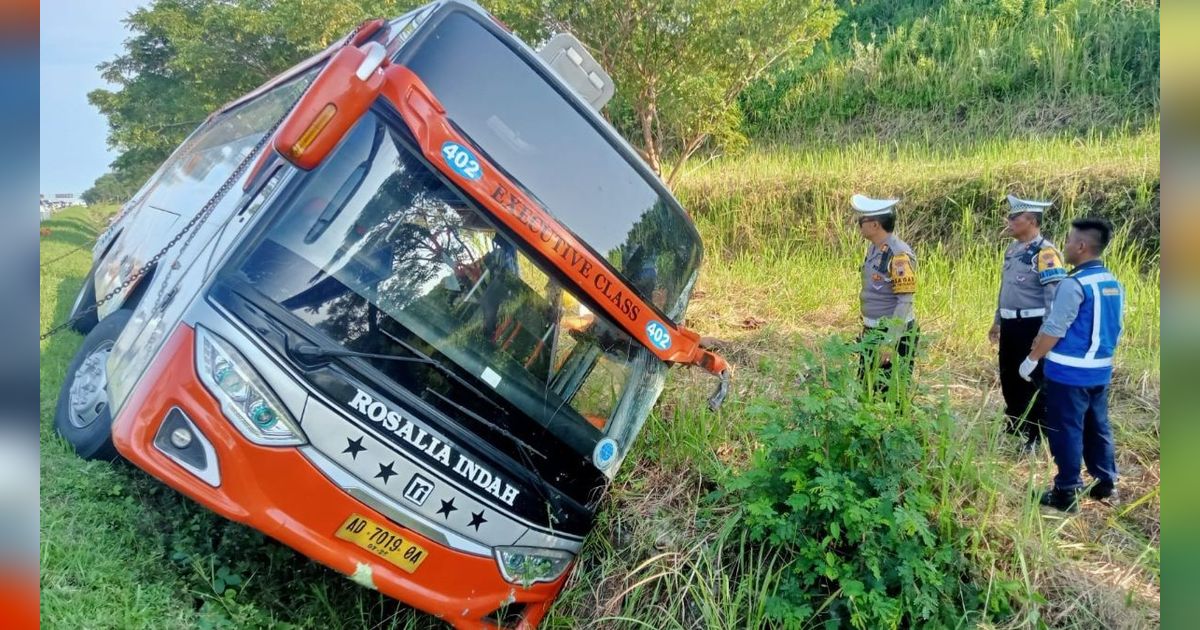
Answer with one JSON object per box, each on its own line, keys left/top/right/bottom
{"left": 39, "top": 240, "right": 96, "bottom": 270}
{"left": 40, "top": 20, "right": 372, "bottom": 342}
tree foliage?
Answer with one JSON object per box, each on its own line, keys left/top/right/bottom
{"left": 85, "top": 0, "right": 418, "bottom": 202}
{"left": 86, "top": 0, "right": 838, "bottom": 201}
{"left": 495, "top": 0, "right": 840, "bottom": 186}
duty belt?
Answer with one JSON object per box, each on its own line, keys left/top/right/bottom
{"left": 999, "top": 308, "right": 1046, "bottom": 320}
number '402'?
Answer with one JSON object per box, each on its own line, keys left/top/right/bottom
{"left": 441, "top": 142, "right": 482, "bottom": 180}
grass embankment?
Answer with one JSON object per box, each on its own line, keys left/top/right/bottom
{"left": 40, "top": 124, "right": 1159, "bottom": 628}
{"left": 741, "top": 0, "right": 1159, "bottom": 144}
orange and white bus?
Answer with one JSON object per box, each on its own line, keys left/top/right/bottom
{"left": 54, "top": 2, "right": 728, "bottom": 627}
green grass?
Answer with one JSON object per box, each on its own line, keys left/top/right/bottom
{"left": 41, "top": 122, "right": 1160, "bottom": 630}
{"left": 679, "top": 126, "right": 1161, "bottom": 252}
{"left": 740, "top": 0, "right": 1160, "bottom": 140}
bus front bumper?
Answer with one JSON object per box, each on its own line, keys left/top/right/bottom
{"left": 111, "top": 324, "right": 566, "bottom": 629}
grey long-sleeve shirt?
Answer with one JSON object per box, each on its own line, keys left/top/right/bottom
{"left": 1039, "top": 278, "right": 1084, "bottom": 337}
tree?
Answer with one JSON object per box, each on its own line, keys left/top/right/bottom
{"left": 88, "top": 0, "right": 418, "bottom": 196}
{"left": 492, "top": 0, "right": 840, "bottom": 187}
{"left": 81, "top": 171, "right": 140, "bottom": 205}
{"left": 90, "top": 0, "right": 838, "bottom": 195}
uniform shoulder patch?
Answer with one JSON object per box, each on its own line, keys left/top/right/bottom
{"left": 1036, "top": 247, "right": 1067, "bottom": 285}
{"left": 889, "top": 252, "right": 917, "bottom": 294}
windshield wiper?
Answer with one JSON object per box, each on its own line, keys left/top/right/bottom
{"left": 290, "top": 342, "right": 508, "bottom": 416}
{"left": 424, "top": 387, "right": 570, "bottom": 520}
{"left": 423, "top": 387, "right": 543, "bottom": 460}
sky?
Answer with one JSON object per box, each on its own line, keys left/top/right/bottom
{"left": 40, "top": 0, "right": 147, "bottom": 196}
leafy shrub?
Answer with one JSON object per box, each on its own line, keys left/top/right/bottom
{"left": 724, "top": 337, "right": 976, "bottom": 629}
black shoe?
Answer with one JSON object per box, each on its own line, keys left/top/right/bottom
{"left": 1088, "top": 482, "right": 1117, "bottom": 502}
{"left": 1037, "top": 487, "right": 1080, "bottom": 513}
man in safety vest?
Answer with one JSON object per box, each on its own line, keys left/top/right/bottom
{"left": 1020, "top": 218, "right": 1123, "bottom": 512}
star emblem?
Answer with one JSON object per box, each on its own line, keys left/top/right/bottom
{"left": 375, "top": 461, "right": 397, "bottom": 484}
{"left": 436, "top": 498, "right": 457, "bottom": 519}
{"left": 342, "top": 436, "right": 366, "bottom": 460}
{"left": 467, "top": 510, "right": 488, "bottom": 531}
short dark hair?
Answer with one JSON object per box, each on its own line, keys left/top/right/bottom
{"left": 1071, "top": 217, "right": 1113, "bottom": 254}
{"left": 877, "top": 213, "right": 896, "bottom": 232}
{"left": 1027, "top": 212, "right": 1041, "bottom": 227}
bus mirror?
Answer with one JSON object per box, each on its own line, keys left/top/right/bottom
{"left": 275, "top": 42, "right": 388, "bottom": 170}
{"left": 536, "top": 33, "right": 614, "bottom": 111}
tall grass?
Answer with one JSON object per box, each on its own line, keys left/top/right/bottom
{"left": 678, "top": 128, "right": 1161, "bottom": 254}
{"left": 741, "top": 0, "right": 1160, "bottom": 140}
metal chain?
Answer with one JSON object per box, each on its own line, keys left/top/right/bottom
{"left": 40, "top": 206, "right": 121, "bottom": 270}
{"left": 40, "top": 240, "right": 96, "bottom": 269}
{"left": 40, "top": 20, "right": 372, "bottom": 342}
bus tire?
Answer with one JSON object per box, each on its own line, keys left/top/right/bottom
{"left": 54, "top": 309, "right": 133, "bottom": 461}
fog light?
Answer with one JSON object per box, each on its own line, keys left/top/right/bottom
{"left": 170, "top": 427, "right": 193, "bottom": 449}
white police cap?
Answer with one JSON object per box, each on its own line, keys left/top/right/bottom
{"left": 851, "top": 194, "right": 899, "bottom": 217}
{"left": 1006, "top": 194, "right": 1053, "bottom": 214}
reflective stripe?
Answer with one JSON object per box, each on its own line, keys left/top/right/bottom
{"left": 1046, "top": 351, "right": 1113, "bottom": 368}
{"left": 1076, "top": 272, "right": 1115, "bottom": 286}
{"left": 999, "top": 308, "right": 1046, "bottom": 319}
{"left": 1085, "top": 282, "right": 1102, "bottom": 359}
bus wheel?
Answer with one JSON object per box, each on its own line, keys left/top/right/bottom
{"left": 54, "top": 309, "right": 132, "bottom": 461}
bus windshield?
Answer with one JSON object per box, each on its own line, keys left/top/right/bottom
{"left": 234, "top": 111, "right": 666, "bottom": 459}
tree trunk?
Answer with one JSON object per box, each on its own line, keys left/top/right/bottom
{"left": 639, "top": 107, "right": 661, "bottom": 175}
{"left": 664, "top": 132, "right": 710, "bottom": 189}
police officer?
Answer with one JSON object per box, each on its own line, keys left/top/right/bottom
{"left": 1021, "top": 218, "right": 1123, "bottom": 512}
{"left": 853, "top": 194, "right": 918, "bottom": 391}
{"left": 989, "top": 195, "right": 1066, "bottom": 452}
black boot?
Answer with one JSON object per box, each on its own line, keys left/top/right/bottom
{"left": 1036, "top": 487, "right": 1080, "bottom": 513}
{"left": 1088, "top": 481, "right": 1118, "bottom": 503}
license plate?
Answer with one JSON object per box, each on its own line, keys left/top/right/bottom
{"left": 335, "top": 514, "right": 429, "bottom": 573}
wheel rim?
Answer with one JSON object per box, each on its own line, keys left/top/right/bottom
{"left": 68, "top": 341, "right": 114, "bottom": 429}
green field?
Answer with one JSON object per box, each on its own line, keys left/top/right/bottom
{"left": 44, "top": 0, "right": 1158, "bottom": 626}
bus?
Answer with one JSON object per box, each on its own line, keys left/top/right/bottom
{"left": 54, "top": 2, "right": 729, "bottom": 627}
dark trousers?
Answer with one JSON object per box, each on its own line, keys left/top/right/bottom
{"left": 1044, "top": 378, "right": 1119, "bottom": 491}
{"left": 859, "top": 322, "right": 919, "bottom": 393}
{"left": 998, "top": 316, "right": 1046, "bottom": 442}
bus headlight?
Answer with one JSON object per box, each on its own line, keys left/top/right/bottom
{"left": 493, "top": 546, "right": 573, "bottom": 586}
{"left": 195, "top": 325, "right": 305, "bottom": 446}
